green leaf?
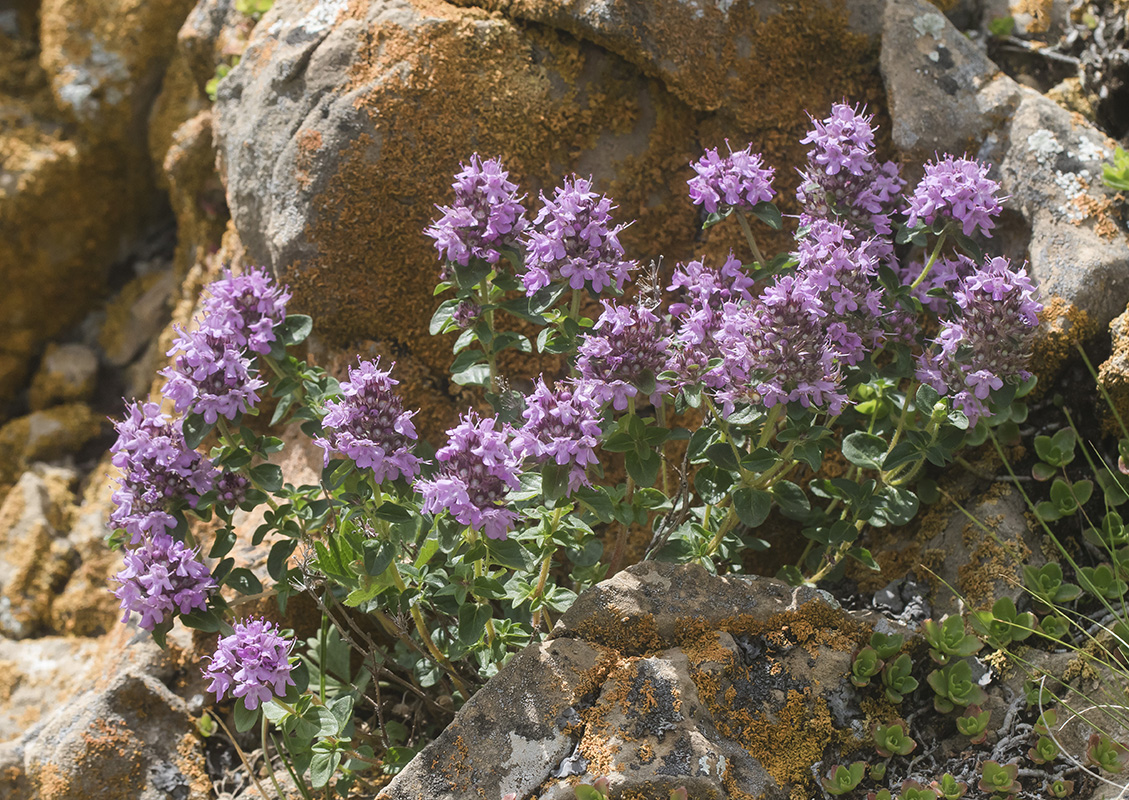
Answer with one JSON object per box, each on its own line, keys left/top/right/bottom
{"left": 625, "top": 449, "right": 661, "bottom": 488}
{"left": 234, "top": 701, "right": 260, "bottom": 732}
{"left": 842, "top": 431, "right": 887, "bottom": 470}
{"left": 278, "top": 314, "right": 313, "bottom": 347}
{"left": 749, "top": 201, "right": 782, "bottom": 230}
{"left": 733, "top": 487, "right": 772, "bottom": 528}
{"left": 429, "top": 298, "right": 458, "bottom": 335}
{"left": 309, "top": 750, "right": 342, "bottom": 789}
{"left": 458, "top": 603, "right": 492, "bottom": 645}
{"left": 249, "top": 463, "right": 283, "bottom": 493}
{"left": 451, "top": 363, "right": 491, "bottom": 386}
{"left": 414, "top": 538, "right": 440, "bottom": 569}
{"left": 694, "top": 465, "right": 733, "bottom": 504}
{"left": 267, "top": 539, "right": 298, "bottom": 580}
{"left": 208, "top": 527, "right": 237, "bottom": 559}
{"left": 372, "top": 502, "right": 413, "bottom": 523}
{"left": 183, "top": 413, "right": 214, "bottom": 450}
{"left": 225, "top": 567, "right": 263, "bottom": 595}
{"left": 772, "top": 481, "right": 810, "bottom": 519}
{"left": 362, "top": 540, "right": 394, "bottom": 577}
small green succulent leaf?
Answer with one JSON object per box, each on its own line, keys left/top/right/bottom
{"left": 930, "top": 773, "right": 968, "bottom": 800}
{"left": 1047, "top": 778, "right": 1074, "bottom": 798}
{"left": 927, "top": 660, "right": 987, "bottom": 712}
{"left": 821, "top": 761, "right": 867, "bottom": 796}
{"left": 881, "top": 653, "right": 919, "bottom": 704}
{"left": 1087, "top": 734, "right": 1128, "bottom": 773}
{"left": 1028, "top": 735, "right": 1058, "bottom": 764}
{"left": 869, "top": 631, "right": 905, "bottom": 660}
{"left": 955, "top": 705, "right": 990, "bottom": 744}
{"left": 1037, "top": 614, "right": 1070, "bottom": 642}
{"left": 852, "top": 646, "right": 884, "bottom": 688}
{"left": 977, "top": 761, "right": 1018, "bottom": 794}
{"left": 874, "top": 722, "right": 916, "bottom": 757}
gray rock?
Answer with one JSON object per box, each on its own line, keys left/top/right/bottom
{"left": 881, "top": 0, "right": 1129, "bottom": 336}
{"left": 28, "top": 343, "right": 99, "bottom": 410}
{"left": 378, "top": 562, "right": 868, "bottom": 800}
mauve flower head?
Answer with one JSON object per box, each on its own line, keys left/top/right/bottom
{"left": 687, "top": 141, "right": 775, "bottom": 215}
{"left": 215, "top": 470, "right": 250, "bottom": 508}
{"left": 906, "top": 155, "right": 1003, "bottom": 237}
{"left": 576, "top": 300, "right": 672, "bottom": 410}
{"left": 716, "top": 274, "right": 846, "bottom": 415}
{"left": 513, "top": 378, "right": 602, "bottom": 492}
{"left": 161, "top": 326, "right": 267, "bottom": 424}
{"left": 113, "top": 533, "right": 215, "bottom": 631}
{"left": 899, "top": 253, "right": 976, "bottom": 314}
{"left": 917, "top": 256, "right": 1042, "bottom": 425}
{"left": 426, "top": 154, "right": 528, "bottom": 269}
{"left": 109, "top": 401, "right": 216, "bottom": 544}
{"left": 203, "top": 618, "right": 295, "bottom": 711}
{"left": 451, "top": 300, "right": 482, "bottom": 330}
{"left": 416, "top": 410, "right": 521, "bottom": 540}
{"left": 797, "top": 103, "right": 905, "bottom": 235}
{"left": 315, "top": 358, "right": 421, "bottom": 483}
{"left": 522, "top": 175, "right": 634, "bottom": 296}
{"left": 200, "top": 268, "right": 290, "bottom": 355}
{"left": 794, "top": 219, "right": 886, "bottom": 365}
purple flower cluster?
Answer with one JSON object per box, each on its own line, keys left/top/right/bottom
{"left": 687, "top": 141, "right": 776, "bottom": 215}
{"left": 715, "top": 275, "right": 846, "bottom": 415}
{"left": 899, "top": 253, "right": 976, "bottom": 314}
{"left": 113, "top": 533, "right": 215, "bottom": 630}
{"left": 513, "top": 379, "right": 602, "bottom": 492}
{"left": 203, "top": 618, "right": 295, "bottom": 710}
{"left": 162, "top": 268, "right": 288, "bottom": 423}
{"left": 109, "top": 401, "right": 215, "bottom": 543}
{"left": 426, "top": 154, "right": 527, "bottom": 269}
{"left": 907, "top": 156, "right": 1003, "bottom": 237}
{"left": 522, "top": 176, "right": 634, "bottom": 297}
{"left": 417, "top": 411, "right": 521, "bottom": 540}
{"left": 796, "top": 103, "right": 904, "bottom": 236}
{"left": 577, "top": 300, "right": 672, "bottom": 410}
{"left": 665, "top": 253, "right": 753, "bottom": 390}
{"left": 315, "top": 359, "right": 421, "bottom": 483}
{"left": 794, "top": 220, "right": 886, "bottom": 365}
{"left": 917, "top": 256, "right": 1043, "bottom": 424}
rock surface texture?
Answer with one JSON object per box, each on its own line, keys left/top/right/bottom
{"left": 378, "top": 562, "right": 868, "bottom": 800}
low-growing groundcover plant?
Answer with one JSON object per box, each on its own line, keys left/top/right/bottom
{"left": 106, "top": 103, "right": 1049, "bottom": 795}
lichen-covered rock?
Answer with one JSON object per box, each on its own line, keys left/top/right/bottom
{"left": 211, "top": 0, "right": 887, "bottom": 436}
{"left": 0, "top": 404, "right": 105, "bottom": 487}
{"left": 881, "top": 0, "right": 1129, "bottom": 362}
{"left": 0, "top": 624, "right": 210, "bottom": 800}
{"left": 27, "top": 343, "right": 99, "bottom": 411}
{"left": 378, "top": 562, "right": 868, "bottom": 800}
{"left": 0, "top": 0, "right": 194, "bottom": 409}
{"left": 0, "top": 466, "right": 78, "bottom": 638}
{"left": 1100, "top": 302, "right": 1129, "bottom": 429}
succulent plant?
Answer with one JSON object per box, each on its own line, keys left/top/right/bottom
{"left": 881, "top": 653, "right": 919, "bottom": 704}
{"left": 955, "top": 705, "right": 990, "bottom": 744}
{"left": 1037, "top": 614, "right": 1070, "bottom": 642}
{"left": 852, "top": 646, "right": 884, "bottom": 688}
{"left": 874, "top": 722, "right": 916, "bottom": 758}
{"left": 1028, "top": 734, "right": 1058, "bottom": 764}
{"left": 898, "top": 781, "right": 939, "bottom": 800}
{"left": 927, "top": 659, "right": 988, "bottom": 713}
{"left": 921, "top": 616, "right": 982, "bottom": 664}
{"left": 1023, "top": 563, "right": 1083, "bottom": 608}
{"left": 1035, "top": 477, "right": 1093, "bottom": 521}
{"left": 1079, "top": 563, "right": 1128, "bottom": 601}
{"left": 970, "top": 596, "right": 1036, "bottom": 649}
{"left": 1047, "top": 778, "right": 1074, "bottom": 798}
{"left": 977, "top": 761, "right": 1018, "bottom": 797}
{"left": 822, "top": 762, "right": 867, "bottom": 796}
{"left": 930, "top": 773, "right": 967, "bottom": 799}
{"left": 870, "top": 631, "right": 905, "bottom": 660}
{"left": 1087, "top": 733, "right": 1128, "bottom": 773}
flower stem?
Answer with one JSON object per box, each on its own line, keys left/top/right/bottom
{"left": 757, "top": 404, "right": 783, "bottom": 450}
{"left": 909, "top": 227, "right": 950, "bottom": 291}
{"left": 569, "top": 289, "right": 582, "bottom": 321}
{"left": 735, "top": 210, "right": 767, "bottom": 266}
{"left": 389, "top": 561, "right": 470, "bottom": 699}
{"left": 210, "top": 712, "right": 273, "bottom": 800}
{"left": 705, "top": 505, "right": 739, "bottom": 558}
{"left": 262, "top": 712, "right": 289, "bottom": 800}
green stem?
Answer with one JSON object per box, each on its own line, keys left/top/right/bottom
{"left": 705, "top": 505, "right": 740, "bottom": 557}
{"left": 704, "top": 395, "right": 749, "bottom": 482}
{"left": 210, "top": 713, "right": 273, "bottom": 800}
{"left": 262, "top": 713, "right": 288, "bottom": 800}
{"left": 757, "top": 404, "right": 783, "bottom": 450}
{"left": 885, "top": 381, "right": 918, "bottom": 456}
{"left": 569, "top": 289, "right": 582, "bottom": 321}
{"left": 318, "top": 611, "right": 328, "bottom": 704}
{"left": 389, "top": 561, "right": 471, "bottom": 699}
{"left": 735, "top": 210, "right": 767, "bottom": 266}
{"left": 909, "top": 228, "right": 950, "bottom": 291}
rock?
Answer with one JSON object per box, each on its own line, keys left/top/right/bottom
{"left": 0, "top": 624, "right": 210, "bottom": 800}
{"left": 27, "top": 343, "right": 99, "bottom": 410}
{"left": 378, "top": 562, "right": 868, "bottom": 800}
{"left": 0, "top": 636, "right": 107, "bottom": 742}
{"left": 881, "top": 0, "right": 1129, "bottom": 366}
{"left": 0, "top": 0, "right": 193, "bottom": 409}
{"left": 0, "top": 466, "right": 79, "bottom": 638}
{"left": 211, "top": 0, "right": 889, "bottom": 436}
{"left": 0, "top": 403, "right": 105, "bottom": 486}
{"left": 1099, "top": 302, "right": 1129, "bottom": 428}
{"left": 99, "top": 269, "right": 177, "bottom": 368}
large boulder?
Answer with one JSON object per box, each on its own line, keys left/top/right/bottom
{"left": 378, "top": 562, "right": 869, "bottom": 800}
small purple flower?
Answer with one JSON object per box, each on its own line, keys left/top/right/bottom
{"left": 917, "top": 256, "right": 1042, "bottom": 425}
{"left": 687, "top": 141, "right": 776, "bottom": 215}
{"left": 426, "top": 154, "right": 528, "bottom": 269}
{"left": 513, "top": 378, "right": 603, "bottom": 492}
{"left": 416, "top": 410, "right": 521, "bottom": 540}
{"left": 522, "top": 176, "right": 634, "bottom": 296}
{"left": 716, "top": 274, "right": 846, "bottom": 415}
{"left": 109, "top": 401, "right": 216, "bottom": 544}
{"left": 906, "top": 156, "right": 1003, "bottom": 237}
{"left": 451, "top": 300, "right": 482, "bottom": 330}
{"left": 796, "top": 103, "right": 904, "bottom": 235}
{"left": 113, "top": 533, "right": 215, "bottom": 631}
{"left": 161, "top": 327, "right": 267, "bottom": 423}
{"left": 215, "top": 470, "right": 250, "bottom": 508}
{"left": 203, "top": 618, "right": 295, "bottom": 711}
{"left": 794, "top": 219, "right": 886, "bottom": 365}
{"left": 315, "top": 358, "right": 421, "bottom": 483}
{"left": 199, "top": 268, "right": 290, "bottom": 355}
{"left": 899, "top": 253, "right": 976, "bottom": 314}
{"left": 576, "top": 300, "right": 672, "bottom": 410}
